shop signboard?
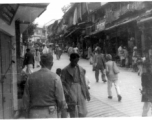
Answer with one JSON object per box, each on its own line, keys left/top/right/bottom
{"left": 0, "top": 4, "right": 18, "bottom": 24}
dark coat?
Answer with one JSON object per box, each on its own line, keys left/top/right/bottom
{"left": 56, "top": 47, "right": 62, "bottom": 56}
{"left": 61, "top": 64, "right": 90, "bottom": 100}
{"left": 61, "top": 64, "right": 90, "bottom": 115}
{"left": 141, "top": 72, "right": 152, "bottom": 102}
{"left": 94, "top": 53, "right": 106, "bottom": 70}
{"left": 23, "top": 52, "right": 35, "bottom": 68}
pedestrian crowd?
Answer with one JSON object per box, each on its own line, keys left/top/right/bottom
{"left": 19, "top": 42, "right": 90, "bottom": 118}
{"left": 18, "top": 39, "right": 152, "bottom": 118}
{"left": 84, "top": 38, "right": 152, "bottom": 117}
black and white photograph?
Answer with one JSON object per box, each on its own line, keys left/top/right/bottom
{"left": 0, "top": 0, "right": 152, "bottom": 118}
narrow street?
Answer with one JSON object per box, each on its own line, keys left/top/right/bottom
{"left": 34, "top": 53, "right": 151, "bottom": 117}
{"left": 1, "top": 2, "right": 152, "bottom": 119}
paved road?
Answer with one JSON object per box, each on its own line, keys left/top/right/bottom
{"left": 34, "top": 53, "right": 152, "bottom": 117}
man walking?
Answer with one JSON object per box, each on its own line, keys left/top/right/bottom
{"left": 61, "top": 53, "right": 90, "bottom": 118}
{"left": 23, "top": 48, "right": 35, "bottom": 74}
{"left": 73, "top": 45, "right": 79, "bottom": 54}
{"left": 56, "top": 45, "right": 62, "bottom": 60}
{"left": 42, "top": 44, "right": 49, "bottom": 54}
{"left": 94, "top": 47, "right": 107, "bottom": 83}
{"left": 23, "top": 53, "right": 66, "bottom": 118}
{"left": 68, "top": 45, "right": 74, "bottom": 56}
{"left": 87, "top": 45, "right": 93, "bottom": 65}
{"left": 48, "top": 44, "right": 53, "bottom": 56}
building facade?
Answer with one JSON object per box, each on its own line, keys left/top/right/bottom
{"left": 0, "top": 4, "right": 48, "bottom": 118}
{"left": 57, "top": 2, "right": 152, "bottom": 57}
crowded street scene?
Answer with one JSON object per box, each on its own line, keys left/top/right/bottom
{"left": 0, "top": 1, "right": 152, "bottom": 119}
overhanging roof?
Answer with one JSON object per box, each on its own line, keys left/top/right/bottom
{"left": 16, "top": 3, "right": 49, "bottom": 33}
{"left": 138, "top": 16, "right": 152, "bottom": 24}
{"left": 137, "top": 9, "right": 152, "bottom": 24}
{"left": 84, "top": 16, "right": 138, "bottom": 38}
{"left": 19, "top": 4, "right": 48, "bottom": 9}
{"left": 65, "top": 28, "right": 79, "bottom": 37}
{"left": 105, "top": 16, "right": 139, "bottom": 31}
{"left": 0, "top": 3, "right": 49, "bottom": 36}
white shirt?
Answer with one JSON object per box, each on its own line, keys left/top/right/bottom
{"left": 68, "top": 47, "right": 74, "bottom": 54}
{"left": 85, "top": 75, "right": 90, "bottom": 88}
{"left": 42, "top": 46, "right": 49, "bottom": 54}
{"left": 74, "top": 47, "right": 78, "bottom": 53}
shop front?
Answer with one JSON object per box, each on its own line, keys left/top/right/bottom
{"left": 137, "top": 15, "right": 152, "bottom": 55}
{"left": 103, "top": 15, "right": 143, "bottom": 58}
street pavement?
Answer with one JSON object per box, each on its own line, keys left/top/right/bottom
{"left": 34, "top": 53, "right": 152, "bottom": 117}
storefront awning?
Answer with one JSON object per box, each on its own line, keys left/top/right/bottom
{"left": 137, "top": 16, "right": 152, "bottom": 24}
{"left": 92, "top": 29, "right": 104, "bottom": 35}
{"left": 84, "top": 27, "right": 105, "bottom": 38}
{"left": 105, "top": 16, "right": 139, "bottom": 31}
{"left": 0, "top": 3, "right": 49, "bottom": 36}
{"left": 16, "top": 4, "right": 48, "bottom": 33}
{"left": 65, "top": 27, "right": 79, "bottom": 37}
{"left": 84, "top": 16, "right": 138, "bottom": 38}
